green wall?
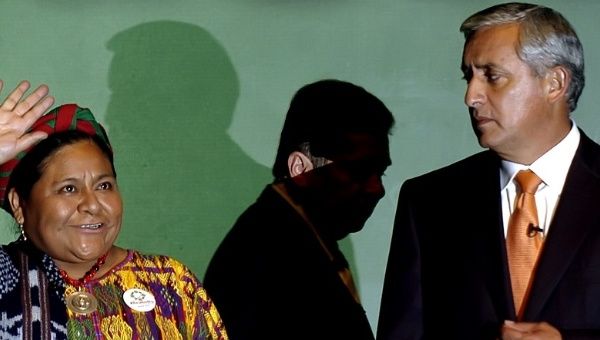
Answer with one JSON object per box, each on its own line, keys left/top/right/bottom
{"left": 1, "top": 0, "right": 599, "bottom": 330}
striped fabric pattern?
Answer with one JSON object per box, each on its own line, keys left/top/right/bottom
{"left": 65, "top": 250, "right": 228, "bottom": 340}
{"left": 0, "top": 104, "right": 111, "bottom": 207}
{"left": 0, "top": 243, "right": 228, "bottom": 340}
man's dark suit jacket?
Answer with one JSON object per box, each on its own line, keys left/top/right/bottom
{"left": 378, "top": 131, "right": 600, "bottom": 339}
{"left": 204, "top": 185, "right": 374, "bottom": 340}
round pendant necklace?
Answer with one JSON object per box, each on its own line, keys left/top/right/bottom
{"left": 59, "top": 252, "right": 108, "bottom": 315}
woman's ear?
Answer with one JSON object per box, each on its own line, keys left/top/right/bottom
{"left": 8, "top": 189, "right": 25, "bottom": 225}
{"left": 287, "top": 151, "right": 315, "bottom": 178}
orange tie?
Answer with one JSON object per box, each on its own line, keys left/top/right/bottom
{"left": 506, "top": 169, "right": 543, "bottom": 318}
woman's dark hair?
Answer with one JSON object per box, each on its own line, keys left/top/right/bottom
{"left": 3, "top": 130, "right": 116, "bottom": 215}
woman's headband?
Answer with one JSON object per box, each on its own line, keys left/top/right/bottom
{"left": 0, "top": 104, "right": 110, "bottom": 207}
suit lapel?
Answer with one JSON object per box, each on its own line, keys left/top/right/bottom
{"left": 471, "top": 152, "right": 516, "bottom": 321}
{"left": 524, "top": 133, "right": 600, "bottom": 319}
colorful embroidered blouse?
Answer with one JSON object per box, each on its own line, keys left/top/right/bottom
{"left": 0, "top": 241, "right": 228, "bottom": 340}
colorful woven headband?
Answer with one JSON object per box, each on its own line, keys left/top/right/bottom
{"left": 0, "top": 104, "right": 111, "bottom": 207}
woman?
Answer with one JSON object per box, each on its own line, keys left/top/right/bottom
{"left": 0, "top": 99, "right": 228, "bottom": 339}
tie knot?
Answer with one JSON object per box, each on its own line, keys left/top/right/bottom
{"left": 515, "top": 170, "right": 542, "bottom": 194}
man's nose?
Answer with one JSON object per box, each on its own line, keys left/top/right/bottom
{"left": 365, "top": 175, "right": 385, "bottom": 199}
{"left": 465, "top": 78, "right": 486, "bottom": 108}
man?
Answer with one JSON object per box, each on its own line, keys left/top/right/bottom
{"left": 379, "top": 3, "right": 599, "bottom": 339}
{"left": 204, "top": 79, "right": 394, "bottom": 339}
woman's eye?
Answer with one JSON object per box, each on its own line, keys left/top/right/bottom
{"left": 98, "top": 182, "right": 113, "bottom": 190}
{"left": 61, "top": 185, "right": 76, "bottom": 193}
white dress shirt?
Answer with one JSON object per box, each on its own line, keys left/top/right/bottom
{"left": 499, "top": 122, "right": 580, "bottom": 237}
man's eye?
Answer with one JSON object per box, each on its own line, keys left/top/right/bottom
{"left": 349, "top": 165, "right": 384, "bottom": 181}
{"left": 461, "top": 71, "right": 472, "bottom": 83}
{"left": 486, "top": 73, "right": 501, "bottom": 83}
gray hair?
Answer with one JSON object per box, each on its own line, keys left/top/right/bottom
{"left": 460, "top": 2, "right": 585, "bottom": 112}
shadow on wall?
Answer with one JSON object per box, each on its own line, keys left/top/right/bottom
{"left": 105, "top": 21, "right": 271, "bottom": 277}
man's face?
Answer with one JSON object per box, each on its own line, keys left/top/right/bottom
{"left": 295, "top": 133, "right": 390, "bottom": 240}
{"left": 462, "top": 23, "right": 555, "bottom": 162}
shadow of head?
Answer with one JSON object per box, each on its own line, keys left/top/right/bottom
{"left": 106, "top": 20, "right": 238, "bottom": 134}
{"left": 104, "top": 21, "right": 269, "bottom": 275}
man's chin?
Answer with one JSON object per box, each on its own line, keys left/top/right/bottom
{"left": 334, "top": 221, "right": 367, "bottom": 240}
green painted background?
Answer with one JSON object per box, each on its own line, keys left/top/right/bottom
{"left": 1, "top": 0, "right": 599, "bottom": 330}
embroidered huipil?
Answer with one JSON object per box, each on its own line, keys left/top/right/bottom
{"left": 0, "top": 241, "right": 228, "bottom": 340}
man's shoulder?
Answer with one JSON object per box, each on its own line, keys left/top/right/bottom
{"left": 230, "top": 185, "right": 299, "bottom": 229}
{"left": 577, "top": 129, "right": 600, "bottom": 168}
{"left": 405, "top": 150, "right": 497, "bottom": 186}
{"left": 212, "top": 184, "right": 308, "bottom": 254}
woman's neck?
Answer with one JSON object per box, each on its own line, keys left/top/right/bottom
{"left": 55, "top": 246, "right": 127, "bottom": 281}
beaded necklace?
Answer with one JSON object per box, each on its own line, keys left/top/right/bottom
{"left": 58, "top": 252, "right": 108, "bottom": 286}
{"left": 59, "top": 252, "right": 109, "bottom": 315}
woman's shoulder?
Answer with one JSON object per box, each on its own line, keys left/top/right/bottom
{"left": 0, "top": 244, "right": 10, "bottom": 257}
{"left": 125, "top": 250, "right": 212, "bottom": 298}
{"left": 129, "top": 250, "right": 186, "bottom": 268}
{"left": 0, "top": 244, "right": 24, "bottom": 300}
{"left": 0, "top": 244, "right": 18, "bottom": 274}
{"left": 127, "top": 250, "right": 199, "bottom": 281}
{"left": 0, "top": 242, "right": 22, "bottom": 272}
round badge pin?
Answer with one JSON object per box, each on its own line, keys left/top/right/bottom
{"left": 66, "top": 291, "right": 98, "bottom": 315}
{"left": 123, "top": 288, "right": 156, "bottom": 312}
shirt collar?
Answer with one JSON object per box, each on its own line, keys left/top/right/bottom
{"left": 500, "top": 121, "right": 580, "bottom": 190}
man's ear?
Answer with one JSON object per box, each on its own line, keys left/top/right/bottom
{"left": 7, "top": 189, "right": 25, "bottom": 225}
{"left": 287, "top": 151, "right": 315, "bottom": 178}
{"left": 546, "top": 66, "right": 569, "bottom": 103}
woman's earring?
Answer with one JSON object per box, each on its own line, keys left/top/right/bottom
{"left": 19, "top": 224, "right": 27, "bottom": 241}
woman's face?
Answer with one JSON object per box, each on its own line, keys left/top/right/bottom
{"left": 11, "top": 139, "right": 123, "bottom": 266}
